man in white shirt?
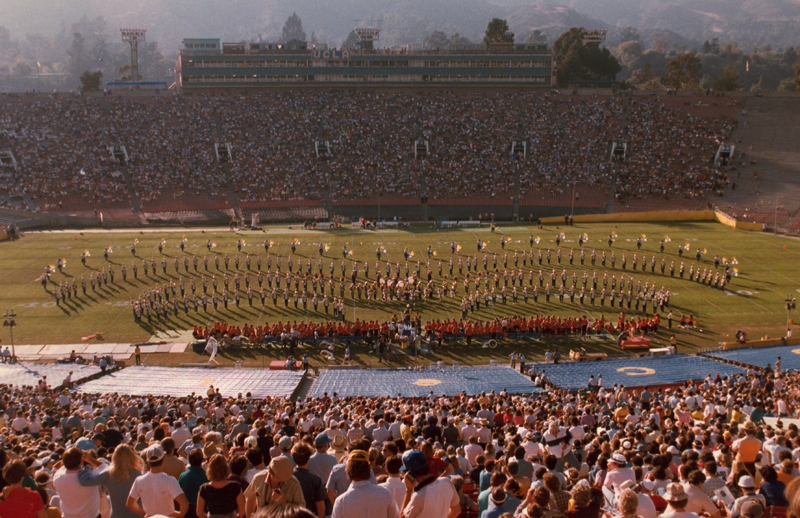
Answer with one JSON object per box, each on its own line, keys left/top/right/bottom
{"left": 380, "top": 455, "right": 406, "bottom": 512}
{"left": 171, "top": 420, "right": 192, "bottom": 446}
{"left": 464, "top": 436, "right": 483, "bottom": 466}
{"left": 52, "top": 448, "right": 100, "bottom": 518}
{"left": 10, "top": 411, "right": 29, "bottom": 433}
{"left": 373, "top": 419, "right": 392, "bottom": 445}
{"left": 522, "top": 432, "right": 541, "bottom": 460}
{"left": 400, "top": 449, "right": 460, "bottom": 518}
{"left": 388, "top": 416, "right": 403, "bottom": 439}
{"left": 604, "top": 453, "right": 636, "bottom": 494}
{"left": 460, "top": 417, "right": 477, "bottom": 443}
{"left": 331, "top": 450, "right": 398, "bottom": 518}
{"left": 127, "top": 443, "right": 189, "bottom": 518}
{"left": 683, "top": 470, "right": 721, "bottom": 518}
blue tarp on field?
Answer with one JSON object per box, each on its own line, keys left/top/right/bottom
{"left": 539, "top": 354, "right": 746, "bottom": 391}
{"left": 308, "top": 365, "right": 541, "bottom": 398}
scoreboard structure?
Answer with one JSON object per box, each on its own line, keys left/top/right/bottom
{"left": 177, "top": 38, "right": 552, "bottom": 89}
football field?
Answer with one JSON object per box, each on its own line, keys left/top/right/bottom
{"left": 0, "top": 220, "right": 798, "bottom": 367}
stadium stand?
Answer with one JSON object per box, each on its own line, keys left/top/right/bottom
{"left": 0, "top": 92, "right": 737, "bottom": 221}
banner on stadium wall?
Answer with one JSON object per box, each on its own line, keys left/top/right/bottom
{"left": 312, "top": 49, "right": 351, "bottom": 60}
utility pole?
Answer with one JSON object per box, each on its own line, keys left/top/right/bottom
{"left": 3, "top": 309, "right": 17, "bottom": 363}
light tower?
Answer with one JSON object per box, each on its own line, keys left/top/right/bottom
{"left": 120, "top": 29, "right": 146, "bottom": 81}
{"left": 354, "top": 27, "right": 380, "bottom": 51}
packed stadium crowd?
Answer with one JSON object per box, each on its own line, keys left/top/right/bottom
{"left": 0, "top": 91, "right": 737, "bottom": 213}
{"left": 2, "top": 353, "right": 800, "bottom": 518}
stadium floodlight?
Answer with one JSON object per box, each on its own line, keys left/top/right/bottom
{"left": 354, "top": 27, "right": 380, "bottom": 50}
{"left": 583, "top": 29, "right": 607, "bottom": 45}
{"left": 121, "top": 29, "right": 146, "bottom": 81}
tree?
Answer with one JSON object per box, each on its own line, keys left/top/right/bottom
{"left": 484, "top": 18, "right": 514, "bottom": 46}
{"left": 78, "top": 70, "right": 102, "bottom": 92}
{"left": 424, "top": 30, "right": 449, "bottom": 48}
{"left": 795, "top": 64, "right": 800, "bottom": 91}
{"left": 749, "top": 75, "right": 764, "bottom": 92}
{"left": 619, "top": 27, "right": 640, "bottom": 44}
{"left": 117, "top": 64, "right": 136, "bottom": 82}
{"left": 12, "top": 61, "right": 32, "bottom": 77}
{"left": 778, "top": 78, "right": 797, "bottom": 92}
{"left": 631, "top": 64, "right": 653, "bottom": 85}
{"left": 281, "top": 13, "right": 306, "bottom": 43}
{"left": 449, "top": 33, "right": 472, "bottom": 45}
{"left": 713, "top": 65, "right": 740, "bottom": 91}
{"left": 525, "top": 29, "right": 547, "bottom": 44}
{"left": 342, "top": 31, "right": 358, "bottom": 48}
{"left": 552, "top": 28, "right": 621, "bottom": 86}
{"left": 67, "top": 32, "right": 89, "bottom": 78}
{"left": 662, "top": 53, "right": 702, "bottom": 90}
{"left": 617, "top": 40, "right": 643, "bottom": 69}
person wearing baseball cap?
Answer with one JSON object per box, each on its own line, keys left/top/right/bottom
{"left": 244, "top": 455, "right": 305, "bottom": 515}
{"left": 127, "top": 444, "right": 189, "bottom": 517}
{"left": 307, "top": 432, "right": 337, "bottom": 514}
{"left": 331, "top": 450, "right": 398, "bottom": 518}
{"left": 604, "top": 453, "right": 636, "bottom": 494}
{"left": 399, "top": 448, "right": 460, "bottom": 518}
{"left": 278, "top": 435, "right": 296, "bottom": 467}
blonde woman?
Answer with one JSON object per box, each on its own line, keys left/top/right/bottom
{"left": 79, "top": 444, "right": 145, "bottom": 518}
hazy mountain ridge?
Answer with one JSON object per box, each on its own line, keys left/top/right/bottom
{"left": 1, "top": 0, "right": 798, "bottom": 51}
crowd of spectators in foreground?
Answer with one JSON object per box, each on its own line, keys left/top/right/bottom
{"left": 1, "top": 356, "right": 799, "bottom": 518}
{"left": 0, "top": 92, "right": 737, "bottom": 213}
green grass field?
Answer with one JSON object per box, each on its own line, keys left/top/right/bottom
{"left": 1, "top": 221, "right": 798, "bottom": 367}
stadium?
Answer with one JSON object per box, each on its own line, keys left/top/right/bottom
{"left": 2, "top": 28, "right": 800, "bottom": 518}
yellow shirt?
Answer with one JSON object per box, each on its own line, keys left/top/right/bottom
{"left": 735, "top": 437, "right": 761, "bottom": 463}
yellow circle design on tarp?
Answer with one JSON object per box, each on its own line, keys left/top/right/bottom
{"left": 791, "top": 348, "right": 800, "bottom": 355}
{"left": 413, "top": 379, "right": 442, "bottom": 386}
{"left": 616, "top": 367, "right": 656, "bottom": 376}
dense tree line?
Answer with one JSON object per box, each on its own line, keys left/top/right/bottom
{"left": 613, "top": 30, "right": 800, "bottom": 92}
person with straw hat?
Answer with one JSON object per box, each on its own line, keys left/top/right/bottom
{"left": 659, "top": 482, "right": 698, "bottom": 518}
